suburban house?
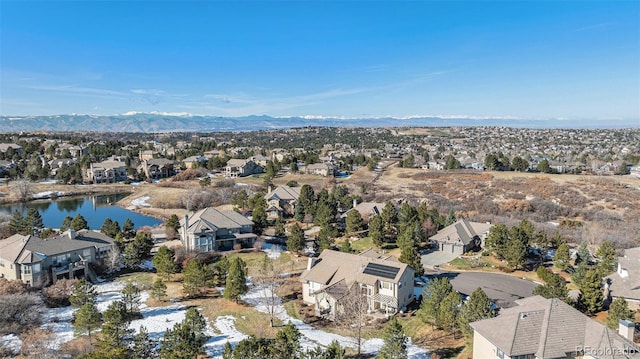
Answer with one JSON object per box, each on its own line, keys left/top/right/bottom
{"left": 138, "top": 158, "right": 176, "bottom": 180}
{"left": 0, "top": 229, "right": 116, "bottom": 287}
{"left": 224, "top": 159, "right": 264, "bottom": 178}
{"left": 182, "top": 155, "right": 206, "bottom": 169}
{"left": 264, "top": 185, "right": 301, "bottom": 219}
{"left": 301, "top": 163, "right": 336, "bottom": 177}
{"left": 180, "top": 207, "right": 257, "bottom": 252}
{"left": 470, "top": 295, "right": 640, "bottom": 359}
{"left": 0, "top": 143, "right": 22, "bottom": 155}
{"left": 606, "top": 247, "right": 640, "bottom": 310}
{"left": 429, "top": 219, "right": 492, "bottom": 254}
{"left": 340, "top": 201, "right": 385, "bottom": 223}
{"left": 49, "top": 158, "right": 76, "bottom": 176}
{"left": 300, "top": 249, "right": 415, "bottom": 319}
{"left": 85, "top": 159, "right": 128, "bottom": 183}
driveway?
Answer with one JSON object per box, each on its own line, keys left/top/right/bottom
{"left": 424, "top": 271, "right": 539, "bottom": 309}
{"left": 420, "top": 251, "right": 459, "bottom": 267}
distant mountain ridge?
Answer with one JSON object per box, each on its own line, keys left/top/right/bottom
{"left": 0, "top": 113, "right": 633, "bottom": 132}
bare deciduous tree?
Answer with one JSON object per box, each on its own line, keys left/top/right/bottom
{"left": 252, "top": 254, "right": 286, "bottom": 327}
{"left": 335, "top": 284, "right": 370, "bottom": 357}
{"left": 107, "top": 245, "right": 122, "bottom": 272}
{"left": 10, "top": 178, "right": 32, "bottom": 202}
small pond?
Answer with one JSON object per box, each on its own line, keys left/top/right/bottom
{"left": 0, "top": 193, "right": 162, "bottom": 230}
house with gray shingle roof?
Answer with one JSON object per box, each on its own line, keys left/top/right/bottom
{"left": 0, "top": 229, "right": 115, "bottom": 287}
{"left": 606, "top": 247, "right": 640, "bottom": 310}
{"left": 300, "top": 249, "right": 415, "bottom": 319}
{"left": 264, "top": 185, "right": 301, "bottom": 219}
{"left": 471, "top": 295, "right": 640, "bottom": 359}
{"left": 429, "top": 219, "right": 492, "bottom": 254}
{"left": 179, "top": 207, "right": 256, "bottom": 252}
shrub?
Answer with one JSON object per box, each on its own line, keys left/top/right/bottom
{"left": 42, "top": 278, "right": 78, "bottom": 307}
{"left": 0, "top": 278, "right": 29, "bottom": 296}
{"left": 0, "top": 293, "right": 41, "bottom": 335}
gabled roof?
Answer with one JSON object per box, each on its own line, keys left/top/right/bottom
{"left": 429, "top": 219, "right": 492, "bottom": 245}
{"left": 471, "top": 296, "right": 640, "bottom": 359}
{"left": 300, "top": 249, "right": 412, "bottom": 290}
{"left": 606, "top": 247, "right": 640, "bottom": 301}
{"left": 181, "top": 207, "right": 253, "bottom": 233}
{"left": 0, "top": 230, "right": 114, "bottom": 264}
{"left": 341, "top": 202, "right": 385, "bottom": 219}
{"left": 265, "top": 185, "right": 301, "bottom": 202}
{"left": 226, "top": 159, "right": 248, "bottom": 167}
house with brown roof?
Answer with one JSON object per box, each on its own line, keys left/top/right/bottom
{"left": 606, "top": 247, "right": 640, "bottom": 310}
{"left": 339, "top": 201, "right": 385, "bottom": 224}
{"left": 224, "top": 159, "right": 264, "bottom": 178}
{"left": 0, "top": 229, "right": 116, "bottom": 287}
{"left": 179, "top": 207, "right": 257, "bottom": 252}
{"left": 264, "top": 185, "right": 301, "bottom": 219}
{"left": 138, "top": 158, "right": 176, "bottom": 180}
{"left": 470, "top": 295, "right": 639, "bottom": 359}
{"left": 85, "top": 159, "right": 128, "bottom": 183}
{"left": 429, "top": 219, "right": 492, "bottom": 254}
{"left": 300, "top": 249, "right": 415, "bottom": 319}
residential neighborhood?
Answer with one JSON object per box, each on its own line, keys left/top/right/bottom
{"left": 0, "top": 126, "right": 637, "bottom": 359}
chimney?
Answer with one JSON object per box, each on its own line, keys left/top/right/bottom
{"left": 68, "top": 229, "right": 76, "bottom": 240}
{"left": 353, "top": 198, "right": 358, "bottom": 209}
{"left": 619, "top": 319, "right": 634, "bottom": 341}
{"left": 268, "top": 185, "right": 273, "bottom": 193}
{"left": 182, "top": 214, "right": 189, "bottom": 244}
{"left": 307, "top": 257, "right": 317, "bottom": 270}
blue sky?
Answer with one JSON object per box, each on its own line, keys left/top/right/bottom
{"left": 1, "top": 1, "right": 639, "bottom": 125}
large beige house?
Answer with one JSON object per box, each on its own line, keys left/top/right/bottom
{"left": 85, "top": 159, "right": 128, "bottom": 183}
{"left": 606, "top": 247, "right": 640, "bottom": 310}
{"left": 224, "top": 159, "right": 264, "bottom": 178}
{"left": 180, "top": 207, "right": 257, "bottom": 252}
{"left": 429, "top": 219, "right": 492, "bottom": 254}
{"left": 300, "top": 249, "right": 415, "bottom": 319}
{"left": 470, "top": 295, "right": 639, "bottom": 359}
{"left": 0, "top": 229, "right": 116, "bottom": 287}
{"left": 264, "top": 185, "right": 301, "bottom": 219}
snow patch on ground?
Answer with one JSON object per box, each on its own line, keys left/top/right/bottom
{"left": 131, "top": 196, "right": 151, "bottom": 207}
{"left": 242, "top": 283, "right": 430, "bottom": 358}
{"left": 33, "top": 191, "right": 64, "bottom": 199}
{"left": 0, "top": 334, "right": 22, "bottom": 355}
{"left": 204, "top": 316, "right": 249, "bottom": 357}
{"left": 263, "top": 243, "right": 283, "bottom": 259}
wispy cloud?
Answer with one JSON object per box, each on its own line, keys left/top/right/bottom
{"left": 194, "top": 87, "right": 380, "bottom": 116}
{"left": 572, "top": 22, "right": 614, "bottom": 32}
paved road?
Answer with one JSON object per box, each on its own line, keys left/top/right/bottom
{"left": 424, "top": 270, "right": 539, "bottom": 309}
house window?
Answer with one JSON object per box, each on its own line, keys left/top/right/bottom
{"left": 32, "top": 263, "right": 41, "bottom": 273}
{"left": 496, "top": 348, "right": 504, "bottom": 359}
{"left": 379, "top": 281, "right": 393, "bottom": 290}
{"left": 22, "top": 265, "right": 31, "bottom": 274}
{"left": 83, "top": 249, "right": 91, "bottom": 257}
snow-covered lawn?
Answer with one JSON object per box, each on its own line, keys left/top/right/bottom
{"left": 24, "top": 270, "right": 429, "bottom": 358}
{"left": 242, "top": 283, "right": 430, "bottom": 358}
{"left": 33, "top": 191, "right": 64, "bottom": 199}
{"left": 0, "top": 334, "right": 22, "bottom": 356}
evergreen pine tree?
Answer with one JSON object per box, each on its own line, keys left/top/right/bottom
{"left": 378, "top": 316, "right": 408, "bottom": 359}
{"left": 73, "top": 302, "right": 102, "bottom": 344}
{"left": 151, "top": 278, "right": 168, "bottom": 302}
{"left": 578, "top": 268, "right": 603, "bottom": 315}
{"left": 122, "top": 218, "right": 136, "bottom": 239}
{"left": 419, "top": 277, "right": 453, "bottom": 325}
{"left": 286, "top": 223, "right": 305, "bottom": 254}
{"left": 225, "top": 257, "right": 248, "bottom": 303}
{"left": 122, "top": 282, "right": 141, "bottom": 316}
{"left": 25, "top": 208, "right": 44, "bottom": 232}
{"left": 9, "top": 210, "right": 26, "bottom": 235}
{"left": 70, "top": 278, "right": 97, "bottom": 308}
{"left": 368, "top": 215, "right": 384, "bottom": 248}
{"left": 99, "top": 300, "right": 133, "bottom": 351}
{"left": 457, "top": 288, "right": 495, "bottom": 339}
{"left": 153, "top": 246, "right": 178, "bottom": 280}
{"left": 606, "top": 297, "right": 635, "bottom": 329}
{"left": 60, "top": 216, "right": 73, "bottom": 232}
{"left": 183, "top": 259, "right": 213, "bottom": 297}
{"left": 132, "top": 326, "right": 157, "bottom": 359}
{"left": 438, "top": 291, "right": 462, "bottom": 333}
{"left": 252, "top": 205, "right": 268, "bottom": 235}
{"left": 71, "top": 213, "right": 89, "bottom": 230}
{"left": 554, "top": 243, "right": 571, "bottom": 271}
{"left": 345, "top": 209, "right": 363, "bottom": 236}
